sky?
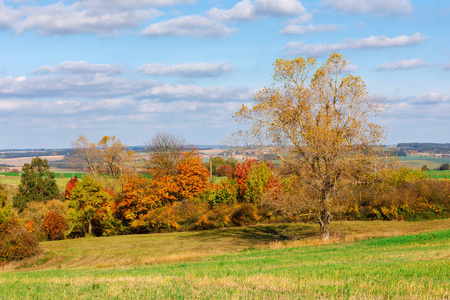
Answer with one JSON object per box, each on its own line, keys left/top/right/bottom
{"left": 0, "top": 0, "right": 449, "bottom": 149}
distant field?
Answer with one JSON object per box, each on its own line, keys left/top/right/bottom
{"left": 1, "top": 220, "right": 449, "bottom": 299}
{"left": 0, "top": 173, "right": 82, "bottom": 191}
{"left": 397, "top": 154, "right": 450, "bottom": 169}
{"left": 426, "top": 170, "right": 450, "bottom": 179}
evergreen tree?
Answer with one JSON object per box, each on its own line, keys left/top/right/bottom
{"left": 13, "top": 157, "right": 59, "bottom": 212}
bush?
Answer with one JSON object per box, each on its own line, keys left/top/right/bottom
{"left": 195, "top": 204, "right": 234, "bottom": 229}
{"left": 139, "top": 205, "right": 182, "bottom": 233}
{"left": 0, "top": 187, "right": 11, "bottom": 223}
{"left": 41, "top": 211, "right": 68, "bottom": 240}
{"left": 231, "top": 203, "right": 260, "bottom": 226}
{"left": 0, "top": 217, "right": 39, "bottom": 263}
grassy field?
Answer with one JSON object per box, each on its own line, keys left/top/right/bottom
{"left": 398, "top": 154, "right": 450, "bottom": 169}
{"left": 0, "top": 172, "right": 83, "bottom": 192}
{"left": 1, "top": 219, "right": 449, "bottom": 299}
{"left": 427, "top": 170, "right": 450, "bottom": 179}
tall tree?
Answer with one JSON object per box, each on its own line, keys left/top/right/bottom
{"left": 146, "top": 132, "right": 187, "bottom": 176}
{"left": 71, "top": 135, "right": 102, "bottom": 175}
{"left": 233, "top": 53, "right": 385, "bottom": 239}
{"left": 67, "top": 176, "right": 114, "bottom": 236}
{"left": 97, "top": 135, "right": 132, "bottom": 178}
{"left": 13, "top": 157, "right": 59, "bottom": 212}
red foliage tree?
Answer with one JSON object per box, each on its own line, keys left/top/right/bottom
{"left": 232, "top": 159, "right": 259, "bottom": 199}
{"left": 65, "top": 176, "right": 78, "bottom": 200}
{"left": 217, "top": 164, "right": 234, "bottom": 178}
{"left": 41, "top": 211, "right": 68, "bottom": 240}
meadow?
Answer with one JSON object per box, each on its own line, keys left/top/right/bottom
{"left": 0, "top": 173, "right": 81, "bottom": 191}
{"left": 397, "top": 154, "right": 450, "bottom": 170}
{"left": 427, "top": 170, "right": 450, "bottom": 179}
{"left": 1, "top": 219, "right": 449, "bottom": 299}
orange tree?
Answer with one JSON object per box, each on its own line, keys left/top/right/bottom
{"left": 232, "top": 53, "right": 385, "bottom": 239}
{"left": 175, "top": 152, "right": 210, "bottom": 201}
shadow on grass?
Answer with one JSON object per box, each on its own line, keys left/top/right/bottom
{"left": 179, "top": 224, "right": 318, "bottom": 246}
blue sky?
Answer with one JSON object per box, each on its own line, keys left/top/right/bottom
{"left": 0, "top": 0, "right": 449, "bottom": 149}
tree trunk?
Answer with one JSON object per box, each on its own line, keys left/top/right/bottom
{"left": 88, "top": 219, "right": 93, "bottom": 236}
{"left": 318, "top": 208, "right": 332, "bottom": 241}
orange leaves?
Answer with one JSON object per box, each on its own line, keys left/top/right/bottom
{"left": 175, "top": 152, "right": 210, "bottom": 201}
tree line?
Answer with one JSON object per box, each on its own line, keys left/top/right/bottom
{"left": 1, "top": 53, "right": 450, "bottom": 263}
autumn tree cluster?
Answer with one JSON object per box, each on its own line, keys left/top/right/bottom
{"left": 232, "top": 53, "right": 449, "bottom": 238}
{"left": 2, "top": 53, "right": 450, "bottom": 262}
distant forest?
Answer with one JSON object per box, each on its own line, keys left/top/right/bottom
{"left": 397, "top": 143, "right": 450, "bottom": 154}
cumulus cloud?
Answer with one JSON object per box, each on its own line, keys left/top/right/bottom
{"left": 141, "top": 15, "right": 238, "bottom": 38}
{"left": 33, "top": 61, "right": 125, "bottom": 75}
{"left": 137, "top": 61, "right": 235, "bottom": 77}
{"left": 322, "top": 0, "right": 413, "bottom": 16}
{"left": 15, "top": 2, "right": 163, "bottom": 35}
{"left": 280, "top": 23, "right": 342, "bottom": 35}
{"left": 208, "top": 0, "right": 305, "bottom": 21}
{"left": 0, "top": 67, "right": 253, "bottom": 102}
{"left": 80, "top": 0, "right": 195, "bottom": 10}
{"left": 286, "top": 13, "right": 314, "bottom": 24}
{"left": 1, "top": 0, "right": 166, "bottom": 35}
{"left": 376, "top": 58, "right": 428, "bottom": 71}
{"left": 134, "top": 84, "right": 253, "bottom": 101}
{"left": 284, "top": 33, "right": 426, "bottom": 55}
{"left": 0, "top": 73, "right": 153, "bottom": 98}
{"left": 0, "top": 1, "right": 18, "bottom": 29}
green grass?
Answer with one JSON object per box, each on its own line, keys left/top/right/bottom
{"left": 398, "top": 154, "right": 450, "bottom": 169}
{"left": 426, "top": 170, "right": 450, "bottom": 179}
{"left": 1, "top": 226, "right": 449, "bottom": 299}
{"left": 1, "top": 219, "right": 449, "bottom": 299}
{"left": 0, "top": 176, "right": 72, "bottom": 191}
{"left": 0, "top": 172, "right": 84, "bottom": 192}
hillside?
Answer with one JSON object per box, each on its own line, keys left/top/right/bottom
{"left": 1, "top": 220, "right": 449, "bottom": 299}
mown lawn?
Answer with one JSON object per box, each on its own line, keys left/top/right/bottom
{"left": 1, "top": 220, "right": 449, "bottom": 299}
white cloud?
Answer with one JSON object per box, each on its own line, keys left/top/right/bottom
{"left": 376, "top": 58, "right": 428, "bottom": 71}
{"left": 141, "top": 15, "right": 238, "bottom": 38}
{"left": 208, "top": 0, "right": 305, "bottom": 21}
{"left": 0, "top": 73, "right": 152, "bottom": 98}
{"left": 34, "top": 61, "right": 125, "bottom": 75}
{"left": 412, "top": 92, "right": 450, "bottom": 104}
{"left": 134, "top": 84, "right": 253, "bottom": 101}
{"left": 322, "top": 0, "right": 413, "bottom": 16}
{"left": 286, "top": 13, "right": 313, "bottom": 24}
{"left": 80, "top": 0, "right": 195, "bottom": 10}
{"left": 0, "top": 70, "right": 253, "bottom": 102}
{"left": 343, "top": 62, "right": 359, "bottom": 72}
{"left": 280, "top": 23, "right": 342, "bottom": 35}
{"left": 137, "top": 61, "right": 235, "bottom": 77}
{"left": 284, "top": 33, "right": 426, "bottom": 55}
{"left": 1, "top": 0, "right": 165, "bottom": 35}
{"left": 15, "top": 2, "right": 163, "bottom": 35}
{"left": 0, "top": 1, "right": 17, "bottom": 29}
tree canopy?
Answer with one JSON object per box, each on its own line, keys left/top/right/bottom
{"left": 233, "top": 53, "right": 385, "bottom": 239}
{"left": 13, "top": 157, "right": 59, "bottom": 212}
